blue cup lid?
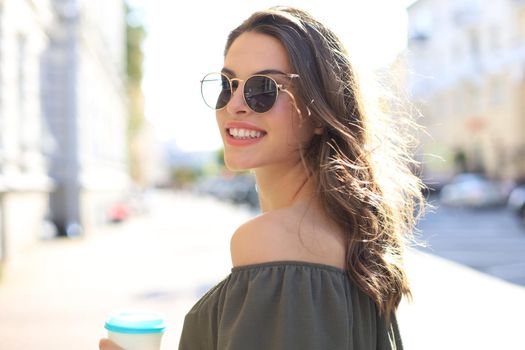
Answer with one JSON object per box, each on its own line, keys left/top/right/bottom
{"left": 104, "top": 311, "right": 166, "bottom": 334}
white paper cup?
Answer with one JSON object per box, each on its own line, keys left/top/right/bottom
{"left": 104, "top": 311, "right": 166, "bottom": 350}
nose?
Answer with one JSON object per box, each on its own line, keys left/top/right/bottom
{"left": 225, "top": 80, "right": 249, "bottom": 115}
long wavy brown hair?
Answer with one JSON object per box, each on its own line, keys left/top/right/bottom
{"left": 225, "top": 7, "right": 426, "bottom": 319}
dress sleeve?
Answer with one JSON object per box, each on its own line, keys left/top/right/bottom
{"left": 216, "top": 264, "right": 353, "bottom": 350}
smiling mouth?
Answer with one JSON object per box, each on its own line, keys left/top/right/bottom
{"left": 227, "top": 128, "right": 266, "bottom": 140}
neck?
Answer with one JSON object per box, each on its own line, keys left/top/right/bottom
{"left": 254, "top": 161, "right": 315, "bottom": 212}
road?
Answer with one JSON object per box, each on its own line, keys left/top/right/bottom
{"left": 417, "top": 196, "right": 525, "bottom": 286}
{"left": 0, "top": 190, "right": 524, "bottom": 350}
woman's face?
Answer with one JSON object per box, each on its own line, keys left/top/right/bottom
{"left": 216, "top": 31, "right": 316, "bottom": 172}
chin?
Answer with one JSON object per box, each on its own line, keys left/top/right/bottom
{"left": 224, "top": 162, "right": 251, "bottom": 172}
{"left": 224, "top": 157, "right": 257, "bottom": 172}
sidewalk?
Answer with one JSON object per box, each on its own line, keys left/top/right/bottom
{"left": 398, "top": 249, "right": 525, "bottom": 349}
{"left": 0, "top": 191, "right": 524, "bottom": 349}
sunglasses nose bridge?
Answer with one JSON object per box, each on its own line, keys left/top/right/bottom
{"left": 229, "top": 78, "right": 243, "bottom": 94}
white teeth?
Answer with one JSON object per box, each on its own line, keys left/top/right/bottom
{"left": 228, "top": 128, "right": 264, "bottom": 139}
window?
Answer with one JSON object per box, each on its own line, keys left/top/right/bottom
{"left": 16, "top": 34, "right": 28, "bottom": 172}
{"left": 490, "top": 78, "right": 504, "bottom": 106}
{"left": 409, "top": 9, "right": 433, "bottom": 46}
{"left": 468, "top": 29, "right": 481, "bottom": 60}
{"left": 489, "top": 25, "right": 501, "bottom": 51}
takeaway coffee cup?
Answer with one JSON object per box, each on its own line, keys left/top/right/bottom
{"left": 104, "top": 311, "right": 166, "bottom": 350}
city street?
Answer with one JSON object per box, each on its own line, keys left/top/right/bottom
{"left": 418, "top": 195, "right": 525, "bottom": 286}
{"left": 0, "top": 190, "right": 524, "bottom": 350}
{"left": 3, "top": 1, "right": 525, "bottom": 350}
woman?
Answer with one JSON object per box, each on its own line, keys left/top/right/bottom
{"left": 101, "top": 6, "right": 425, "bottom": 350}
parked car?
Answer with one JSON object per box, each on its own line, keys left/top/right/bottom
{"left": 108, "top": 201, "right": 130, "bottom": 223}
{"left": 439, "top": 173, "right": 508, "bottom": 208}
{"left": 193, "top": 175, "right": 259, "bottom": 209}
{"left": 508, "top": 185, "right": 525, "bottom": 224}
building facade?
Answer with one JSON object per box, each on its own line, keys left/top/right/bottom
{"left": 0, "top": 0, "right": 54, "bottom": 263}
{"left": 0, "top": 0, "right": 130, "bottom": 265}
{"left": 42, "top": 0, "right": 130, "bottom": 235}
{"left": 407, "top": 0, "right": 525, "bottom": 183}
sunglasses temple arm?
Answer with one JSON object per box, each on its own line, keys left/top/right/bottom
{"left": 281, "top": 89, "right": 311, "bottom": 118}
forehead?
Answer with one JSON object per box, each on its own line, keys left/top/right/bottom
{"left": 224, "top": 31, "right": 291, "bottom": 77}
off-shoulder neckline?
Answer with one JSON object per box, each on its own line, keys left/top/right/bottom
{"left": 230, "top": 260, "right": 347, "bottom": 275}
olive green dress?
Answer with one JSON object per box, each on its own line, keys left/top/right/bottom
{"left": 178, "top": 261, "right": 403, "bottom": 350}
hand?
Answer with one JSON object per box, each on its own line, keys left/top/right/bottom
{"left": 99, "top": 338, "right": 124, "bottom": 350}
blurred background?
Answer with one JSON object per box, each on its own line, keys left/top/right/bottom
{"left": 0, "top": 0, "right": 524, "bottom": 349}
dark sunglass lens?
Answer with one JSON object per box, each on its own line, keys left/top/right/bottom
{"left": 216, "top": 75, "right": 232, "bottom": 109}
{"left": 201, "top": 73, "right": 231, "bottom": 109}
{"left": 244, "top": 76, "right": 277, "bottom": 113}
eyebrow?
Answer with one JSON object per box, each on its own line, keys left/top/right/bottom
{"left": 220, "top": 68, "right": 288, "bottom": 76}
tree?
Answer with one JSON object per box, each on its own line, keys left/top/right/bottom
{"left": 125, "top": 3, "right": 147, "bottom": 186}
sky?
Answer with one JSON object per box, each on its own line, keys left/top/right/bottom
{"left": 130, "top": 0, "right": 418, "bottom": 152}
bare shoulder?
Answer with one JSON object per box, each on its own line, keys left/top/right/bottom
{"left": 230, "top": 211, "right": 291, "bottom": 267}
{"left": 230, "top": 207, "right": 347, "bottom": 269}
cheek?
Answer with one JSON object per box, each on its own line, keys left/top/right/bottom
{"left": 271, "top": 101, "right": 313, "bottom": 146}
{"left": 215, "top": 112, "right": 225, "bottom": 134}
{"left": 287, "top": 110, "right": 315, "bottom": 144}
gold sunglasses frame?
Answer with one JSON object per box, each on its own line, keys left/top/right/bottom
{"left": 200, "top": 72, "right": 300, "bottom": 113}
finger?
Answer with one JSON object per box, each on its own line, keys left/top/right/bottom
{"left": 99, "top": 338, "right": 124, "bottom": 350}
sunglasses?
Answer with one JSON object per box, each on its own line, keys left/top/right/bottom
{"left": 200, "top": 72, "right": 299, "bottom": 113}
